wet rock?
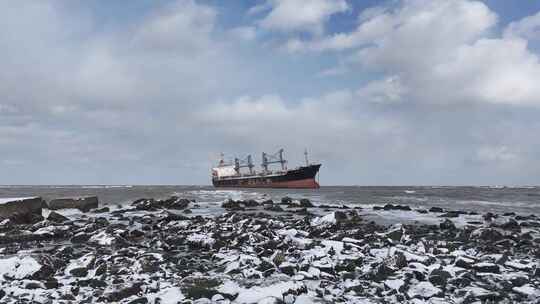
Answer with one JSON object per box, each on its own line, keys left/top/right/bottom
{"left": 429, "top": 207, "right": 444, "bottom": 213}
{"left": 279, "top": 263, "right": 297, "bottom": 276}
{"left": 182, "top": 278, "right": 221, "bottom": 299}
{"left": 483, "top": 212, "right": 497, "bottom": 222}
{"left": 281, "top": 196, "right": 293, "bottom": 204}
{"left": 265, "top": 205, "right": 284, "bottom": 212}
{"left": 501, "top": 218, "right": 520, "bottom": 230}
{"left": 70, "top": 267, "right": 89, "bottom": 277}
{"left": 47, "top": 211, "right": 70, "bottom": 223}
{"left": 102, "top": 283, "right": 143, "bottom": 302}
{"left": 455, "top": 257, "right": 474, "bottom": 269}
{"left": 78, "top": 278, "right": 107, "bottom": 288}
{"left": 71, "top": 232, "right": 91, "bottom": 243}
{"left": 440, "top": 219, "right": 456, "bottom": 230}
{"left": 160, "top": 196, "right": 190, "bottom": 209}
{"left": 243, "top": 199, "right": 260, "bottom": 207}
{"left": 370, "top": 264, "right": 395, "bottom": 282}
{"left": 510, "top": 276, "right": 528, "bottom": 287}
{"left": 44, "top": 279, "right": 61, "bottom": 289}
{"left": 383, "top": 204, "right": 411, "bottom": 211}
{"left": 48, "top": 196, "right": 98, "bottom": 212}
{"left": 429, "top": 268, "right": 451, "bottom": 286}
{"left": 299, "top": 199, "right": 314, "bottom": 208}
{"left": 128, "top": 297, "right": 148, "bottom": 304}
{"left": 222, "top": 199, "right": 244, "bottom": 210}
{"left": 439, "top": 211, "right": 461, "bottom": 218}
{"left": 93, "top": 207, "right": 110, "bottom": 213}
{"left": 473, "top": 262, "right": 500, "bottom": 274}
{"left": 0, "top": 197, "right": 44, "bottom": 224}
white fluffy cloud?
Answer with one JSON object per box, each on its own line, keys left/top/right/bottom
{"left": 504, "top": 11, "right": 540, "bottom": 41}
{"left": 254, "top": 0, "right": 348, "bottom": 34}
{"left": 291, "top": 0, "right": 540, "bottom": 106}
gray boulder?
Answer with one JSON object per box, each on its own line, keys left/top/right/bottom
{"left": 48, "top": 196, "right": 98, "bottom": 212}
{"left": 0, "top": 197, "right": 44, "bottom": 224}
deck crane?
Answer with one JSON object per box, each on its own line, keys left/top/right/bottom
{"left": 261, "top": 149, "right": 287, "bottom": 172}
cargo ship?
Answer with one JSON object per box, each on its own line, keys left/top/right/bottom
{"left": 212, "top": 149, "right": 321, "bottom": 189}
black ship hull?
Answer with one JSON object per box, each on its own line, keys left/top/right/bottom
{"left": 213, "top": 164, "right": 321, "bottom": 189}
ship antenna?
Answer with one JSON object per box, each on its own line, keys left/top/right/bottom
{"left": 219, "top": 152, "right": 225, "bottom": 166}
{"left": 304, "top": 148, "right": 309, "bottom": 166}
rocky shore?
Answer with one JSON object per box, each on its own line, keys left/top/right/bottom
{"left": 0, "top": 196, "right": 539, "bottom": 303}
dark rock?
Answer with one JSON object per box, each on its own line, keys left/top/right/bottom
{"left": 103, "top": 283, "right": 143, "bottom": 302}
{"left": 385, "top": 229, "right": 403, "bottom": 242}
{"left": 416, "top": 209, "right": 428, "bottom": 214}
{"left": 160, "top": 211, "right": 189, "bottom": 222}
{"left": 395, "top": 251, "right": 408, "bottom": 269}
{"left": 128, "top": 298, "right": 148, "bottom": 304}
{"left": 71, "top": 233, "right": 91, "bottom": 243}
{"left": 44, "top": 279, "right": 61, "bottom": 289}
{"left": 279, "top": 264, "right": 296, "bottom": 276}
{"left": 78, "top": 278, "right": 108, "bottom": 288}
{"left": 429, "top": 268, "right": 451, "bottom": 286}
{"left": 503, "top": 212, "right": 516, "bottom": 216}
{"left": 510, "top": 276, "right": 528, "bottom": 287}
{"left": 429, "top": 207, "right": 444, "bottom": 213}
{"left": 383, "top": 204, "right": 411, "bottom": 211}
{"left": 243, "top": 199, "right": 259, "bottom": 207}
{"left": 265, "top": 205, "right": 284, "bottom": 212}
{"left": 47, "top": 211, "right": 69, "bottom": 223}
{"left": 95, "top": 263, "right": 107, "bottom": 277}
{"left": 473, "top": 263, "right": 500, "bottom": 274}
{"left": 160, "top": 196, "right": 190, "bottom": 210}
{"left": 438, "top": 211, "right": 461, "bottom": 218}
{"left": 48, "top": 196, "right": 99, "bottom": 212}
{"left": 182, "top": 278, "right": 221, "bottom": 299}
{"left": 25, "top": 281, "right": 43, "bottom": 289}
{"left": 222, "top": 199, "right": 244, "bottom": 210}
{"left": 93, "top": 207, "right": 110, "bottom": 213}
{"left": 130, "top": 229, "right": 145, "bottom": 238}
{"left": 299, "top": 199, "right": 314, "bottom": 208}
{"left": 371, "top": 264, "right": 394, "bottom": 282}
{"left": 482, "top": 212, "right": 497, "bottom": 222}
{"left": 473, "top": 228, "right": 504, "bottom": 242}
{"left": 334, "top": 211, "right": 348, "bottom": 222}
{"left": 440, "top": 219, "right": 456, "bottom": 230}
{"left": 500, "top": 219, "right": 520, "bottom": 230}
{"left": 0, "top": 197, "right": 44, "bottom": 224}
{"left": 455, "top": 257, "right": 473, "bottom": 269}
{"left": 70, "top": 267, "right": 88, "bottom": 277}
{"left": 281, "top": 196, "right": 293, "bottom": 204}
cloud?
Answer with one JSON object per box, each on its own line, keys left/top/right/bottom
{"left": 293, "top": 0, "right": 540, "bottom": 106}
{"left": 504, "top": 11, "right": 540, "bottom": 41}
{"left": 2, "top": 0, "right": 540, "bottom": 185}
{"left": 228, "top": 26, "right": 258, "bottom": 41}
{"left": 132, "top": 0, "right": 217, "bottom": 53}
{"left": 476, "top": 146, "right": 519, "bottom": 163}
{"left": 356, "top": 76, "right": 407, "bottom": 103}
{"left": 254, "top": 0, "right": 348, "bottom": 34}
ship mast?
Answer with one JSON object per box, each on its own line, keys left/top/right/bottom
{"left": 234, "top": 154, "right": 255, "bottom": 175}
{"left": 261, "top": 149, "right": 287, "bottom": 172}
{"left": 304, "top": 148, "right": 309, "bottom": 166}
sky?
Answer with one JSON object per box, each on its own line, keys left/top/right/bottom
{"left": 2, "top": 0, "right": 540, "bottom": 186}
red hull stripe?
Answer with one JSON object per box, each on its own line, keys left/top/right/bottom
{"left": 215, "top": 178, "right": 320, "bottom": 189}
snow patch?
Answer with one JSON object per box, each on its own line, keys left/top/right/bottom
{"left": 0, "top": 256, "right": 41, "bottom": 281}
